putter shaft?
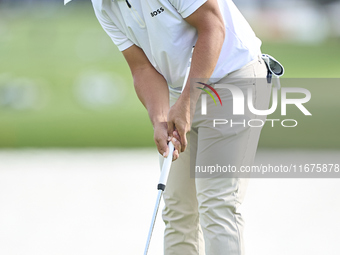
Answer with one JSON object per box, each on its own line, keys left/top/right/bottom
{"left": 143, "top": 190, "right": 163, "bottom": 255}
{"left": 143, "top": 142, "right": 174, "bottom": 255}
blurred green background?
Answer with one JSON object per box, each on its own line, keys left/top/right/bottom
{"left": 0, "top": 1, "right": 339, "bottom": 149}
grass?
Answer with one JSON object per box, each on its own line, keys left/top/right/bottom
{"left": 0, "top": 3, "right": 339, "bottom": 149}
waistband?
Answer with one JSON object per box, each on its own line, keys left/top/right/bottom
{"left": 168, "top": 55, "right": 263, "bottom": 94}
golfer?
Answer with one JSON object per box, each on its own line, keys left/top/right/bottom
{"left": 70, "top": 0, "right": 274, "bottom": 254}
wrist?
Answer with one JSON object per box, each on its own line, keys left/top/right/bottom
{"left": 178, "top": 92, "right": 198, "bottom": 115}
{"left": 151, "top": 116, "right": 167, "bottom": 129}
{"left": 181, "top": 81, "right": 202, "bottom": 108}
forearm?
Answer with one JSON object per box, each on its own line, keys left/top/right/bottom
{"left": 181, "top": 28, "right": 225, "bottom": 107}
{"left": 166, "top": 0, "right": 225, "bottom": 151}
{"left": 180, "top": 0, "right": 226, "bottom": 108}
{"left": 133, "top": 67, "right": 170, "bottom": 127}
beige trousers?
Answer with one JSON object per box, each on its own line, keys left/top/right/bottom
{"left": 161, "top": 57, "right": 271, "bottom": 255}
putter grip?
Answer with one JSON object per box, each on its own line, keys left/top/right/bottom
{"left": 157, "top": 142, "right": 175, "bottom": 191}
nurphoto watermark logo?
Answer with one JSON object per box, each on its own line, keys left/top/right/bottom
{"left": 191, "top": 79, "right": 340, "bottom": 179}
{"left": 197, "top": 81, "right": 312, "bottom": 128}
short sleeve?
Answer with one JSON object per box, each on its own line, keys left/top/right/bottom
{"left": 168, "top": 0, "right": 207, "bottom": 18}
{"left": 93, "top": 7, "right": 133, "bottom": 51}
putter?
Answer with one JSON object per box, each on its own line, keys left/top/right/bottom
{"left": 143, "top": 142, "right": 175, "bottom": 255}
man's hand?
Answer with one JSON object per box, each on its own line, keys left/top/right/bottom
{"left": 167, "top": 97, "right": 192, "bottom": 153}
{"left": 154, "top": 122, "right": 181, "bottom": 161}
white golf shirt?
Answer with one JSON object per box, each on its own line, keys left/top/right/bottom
{"left": 91, "top": 0, "right": 262, "bottom": 92}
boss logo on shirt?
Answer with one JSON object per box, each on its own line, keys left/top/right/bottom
{"left": 150, "top": 7, "right": 164, "bottom": 17}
